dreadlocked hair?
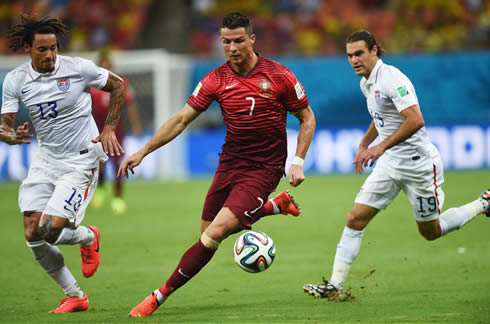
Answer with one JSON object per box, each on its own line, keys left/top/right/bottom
{"left": 8, "top": 14, "right": 68, "bottom": 52}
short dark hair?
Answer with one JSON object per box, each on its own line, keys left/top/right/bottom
{"left": 220, "top": 12, "right": 253, "bottom": 36}
{"left": 346, "top": 30, "right": 386, "bottom": 57}
{"left": 8, "top": 14, "right": 68, "bottom": 52}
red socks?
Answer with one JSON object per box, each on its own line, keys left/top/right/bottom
{"left": 160, "top": 239, "right": 216, "bottom": 296}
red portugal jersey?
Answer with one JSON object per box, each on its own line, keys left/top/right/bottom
{"left": 91, "top": 77, "right": 135, "bottom": 137}
{"left": 187, "top": 55, "right": 309, "bottom": 168}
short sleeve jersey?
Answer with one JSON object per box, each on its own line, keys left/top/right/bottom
{"left": 360, "top": 59, "right": 433, "bottom": 159}
{"left": 1, "top": 55, "right": 109, "bottom": 168}
{"left": 187, "top": 55, "right": 309, "bottom": 167}
{"left": 91, "top": 76, "right": 135, "bottom": 134}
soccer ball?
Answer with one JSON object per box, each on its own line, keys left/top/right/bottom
{"left": 233, "top": 231, "right": 276, "bottom": 273}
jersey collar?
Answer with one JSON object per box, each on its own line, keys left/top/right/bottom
{"left": 364, "top": 59, "right": 383, "bottom": 86}
{"left": 28, "top": 55, "right": 61, "bottom": 80}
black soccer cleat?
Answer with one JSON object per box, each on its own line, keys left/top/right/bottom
{"left": 303, "top": 277, "right": 340, "bottom": 298}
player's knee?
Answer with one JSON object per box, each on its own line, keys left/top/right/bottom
{"left": 24, "top": 226, "right": 40, "bottom": 241}
{"left": 37, "top": 224, "right": 62, "bottom": 244}
{"left": 23, "top": 211, "right": 42, "bottom": 241}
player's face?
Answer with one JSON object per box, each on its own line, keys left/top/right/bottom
{"left": 220, "top": 27, "right": 255, "bottom": 66}
{"left": 346, "top": 40, "right": 378, "bottom": 78}
{"left": 25, "top": 33, "right": 58, "bottom": 73}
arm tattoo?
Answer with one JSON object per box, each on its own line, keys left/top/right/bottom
{"left": 103, "top": 72, "right": 125, "bottom": 128}
{"left": 38, "top": 215, "right": 63, "bottom": 244}
{"left": 0, "top": 114, "right": 17, "bottom": 144}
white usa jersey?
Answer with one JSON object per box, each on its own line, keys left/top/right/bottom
{"left": 360, "top": 59, "right": 437, "bottom": 160}
{"left": 1, "top": 55, "right": 109, "bottom": 169}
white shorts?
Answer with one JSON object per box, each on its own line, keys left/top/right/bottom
{"left": 19, "top": 150, "right": 98, "bottom": 227}
{"left": 355, "top": 152, "right": 445, "bottom": 222}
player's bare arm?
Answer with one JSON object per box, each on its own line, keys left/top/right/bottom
{"left": 92, "top": 71, "right": 126, "bottom": 156}
{"left": 356, "top": 104, "right": 424, "bottom": 172}
{"left": 118, "top": 104, "right": 201, "bottom": 178}
{"left": 353, "top": 120, "right": 378, "bottom": 174}
{"left": 0, "top": 113, "right": 33, "bottom": 145}
{"left": 289, "top": 105, "right": 316, "bottom": 187}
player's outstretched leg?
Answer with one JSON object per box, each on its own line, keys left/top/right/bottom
{"left": 271, "top": 190, "right": 301, "bottom": 216}
{"left": 303, "top": 277, "right": 340, "bottom": 298}
{"left": 80, "top": 225, "right": 100, "bottom": 278}
{"left": 129, "top": 290, "right": 163, "bottom": 317}
{"left": 480, "top": 189, "right": 490, "bottom": 217}
{"left": 49, "top": 293, "right": 89, "bottom": 313}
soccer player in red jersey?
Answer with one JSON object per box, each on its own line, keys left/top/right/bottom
{"left": 118, "top": 12, "right": 316, "bottom": 317}
{"left": 90, "top": 49, "right": 142, "bottom": 214}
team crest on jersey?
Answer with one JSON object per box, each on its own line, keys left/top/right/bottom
{"left": 258, "top": 78, "right": 272, "bottom": 98}
{"left": 57, "top": 78, "right": 70, "bottom": 92}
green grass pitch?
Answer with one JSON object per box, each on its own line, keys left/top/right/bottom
{"left": 0, "top": 170, "right": 489, "bottom": 323}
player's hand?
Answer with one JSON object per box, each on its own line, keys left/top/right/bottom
{"left": 288, "top": 164, "right": 305, "bottom": 187}
{"left": 117, "top": 150, "right": 144, "bottom": 178}
{"left": 1, "top": 122, "right": 33, "bottom": 145}
{"left": 353, "top": 144, "right": 384, "bottom": 174}
{"left": 353, "top": 146, "right": 367, "bottom": 174}
{"left": 92, "top": 125, "right": 124, "bottom": 156}
{"left": 14, "top": 122, "right": 33, "bottom": 144}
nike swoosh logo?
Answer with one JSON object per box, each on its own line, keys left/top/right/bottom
{"left": 178, "top": 268, "right": 190, "bottom": 278}
{"left": 244, "top": 197, "right": 264, "bottom": 218}
{"left": 21, "top": 89, "right": 30, "bottom": 94}
{"left": 95, "top": 233, "right": 100, "bottom": 252}
{"left": 225, "top": 83, "right": 237, "bottom": 89}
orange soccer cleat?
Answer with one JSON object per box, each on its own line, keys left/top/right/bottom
{"left": 271, "top": 190, "right": 301, "bottom": 216}
{"left": 80, "top": 225, "right": 100, "bottom": 278}
{"left": 48, "top": 293, "right": 89, "bottom": 313}
{"left": 129, "top": 293, "right": 161, "bottom": 318}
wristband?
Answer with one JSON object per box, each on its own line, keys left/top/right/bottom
{"left": 292, "top": 156, "right": 304, "bottom": 167}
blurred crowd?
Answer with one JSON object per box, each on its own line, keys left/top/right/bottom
{"left": 0, "top": 0, "right": 153, "bottom": 54}
{"left": 0, "top": 0, "right": 489, "bottom": 56}
{"left": 190, "top": 0, "right": 490, "bottom": 57}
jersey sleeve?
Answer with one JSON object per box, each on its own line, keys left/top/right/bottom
{"left": 186, "top": 71, "right": 218, "bottom": 112}
{"left": 77, "top": 57, "right": 109, "bottom": 90}
{"left": 382, "top": 68, "right": 418, "bottom": 112}
{"left": 1, "top": 71, "right": 20, "bottom": 114}
{"left": 281, "top": 68, "right": 309, "bottom": 112}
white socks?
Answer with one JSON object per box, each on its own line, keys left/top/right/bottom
{"left": 439, "top": 200, "right": 485, "bottom": 236}
{"left": 330, "top": 226, "right": 364, "bottom": 290}
{"left": 154, "top": 289, "right": 167, "bottom": 305}
{"left": 53, "top": 226, "right": 94, "bottom": 247}
{"left": 27, "top": 240, "right": 84, "bottom": 297}
{"left": 53, "top": 266, "right": 84, "bottom": 298}
{"left": 270, "top": 200, "right": 280, "bottom": 214}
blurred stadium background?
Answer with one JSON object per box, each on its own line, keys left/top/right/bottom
{"left": 0, "top": 0, "right": 489, "bottom": 181}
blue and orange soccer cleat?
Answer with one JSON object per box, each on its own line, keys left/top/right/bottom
{"left": 48, "top": 293, "right": 89, "bottom": 313}
{"left": 271, "top": 190, "right": 301, "bottom": 216}
{"left": 129, "top": 292, "right": 161, "bottom": 318}
{"left": 80, "top": 225, "right": 100, "bottom": 278}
